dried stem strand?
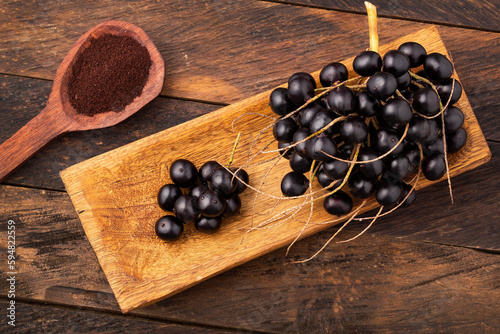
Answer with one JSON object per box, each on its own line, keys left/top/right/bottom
{"left": 336, "top": 206, "right": 383, "bottom": 244}
{"left": 291, "top": 199, "right": 368, "bottom": 263}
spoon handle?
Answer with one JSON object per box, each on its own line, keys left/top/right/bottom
{"left": 0, "top": 106, "right": 71, "bottom": 182}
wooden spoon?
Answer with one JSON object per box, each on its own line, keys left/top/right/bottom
{"left": 0, "top": 20, "right": 165, "bottom": 182}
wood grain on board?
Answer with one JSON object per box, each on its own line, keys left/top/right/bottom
{"left": 59, "top": 27, "right": 491, "bottom": 312}
{"left": 0, "top": 0, "right": 498, "bottom": 107}
{"left": 0, "top": 184, "right": 498, "bottom": 332}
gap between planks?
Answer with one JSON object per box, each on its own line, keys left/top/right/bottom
{"left": 0, "top": 71, "right": 229, "bottom": 107}
{"left": 262, "top": 0, "right": 500, "bottom": 33}
{"left": 0, "top": 295, "right": 266, "bottom": 334}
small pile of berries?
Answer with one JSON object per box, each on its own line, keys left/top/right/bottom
{"left": 155, "top": 159, "right": 249, "bottom": 241}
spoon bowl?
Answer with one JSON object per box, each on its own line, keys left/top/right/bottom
{"left": 0, "top": 20, "right": 165, "bottom": 182}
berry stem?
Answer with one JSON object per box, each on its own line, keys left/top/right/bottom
{"left": 291, "top": 199, "right": 368, "bottom": 264}
{"left": 409, "top": 72, "right": 444, "bottom": 110}
{"left": 285, "top": 162, "right": 319, "bottom": 256}
{"left": 227, "top": 131, "right": 241, "bottom": 168}
{"left": 309, "top": 160, "right": 318, "bottom": 183}
{"left": 365, "top": 2, "right": 379, "bottom": 53}
{"left": 282, "top": 76, "right": 362, "bottom": 123}
{"left": 440, "top": 103, "right": 454, "bottom": 204}
{"left": 320, "top": 123, "right": 408, "bottom": 164}
{"left": 337, "top": 206, "right": 383, "bottom": 244}
{"left": 322, "top": 144, "right": 360, "bottom": 197}
{"left": 260, "top": 116, "right": 346, "bottom": 154}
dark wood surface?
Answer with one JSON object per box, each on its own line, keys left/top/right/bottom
{"left": 0, "top": 0, "right": 499, "bottom": 332}
{"left": 277, "top": 0, "right": 500, "bottom": 32}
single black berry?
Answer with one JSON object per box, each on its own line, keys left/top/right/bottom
{"left": 383, "top": 50, "right": 411, "bottom": 77}
{"left": 396, "top": 183, "right": 416, "bottom": 208}
{"left": 396, "top": 72, "right": 411, "bottom": 91}
{"left": 340, "top": 116, "right": 368, "bottom": 144}
{"left": 323, "top": 156, "right": 349, "bottom": 179}
{"left": 367, "top": 72, "right": 397, "bottom": 100}
{"left": 443, "top": 106, "right": 464, "bottom": 133}
{"left": 211, "top": 167, "right": 237, "bottom": 195}
{"left": 289, "top": 72, "right": 316, "bottom": 89}
{"left": 358, "top": 147, "right": 384, "bottom": 179}
{"left": 446, "top": 127, "right": 467, "bottom": 153}
{"left": 412, "top": 87, "right": 441, "bottom": 116}
{"left": 306, "top": 134, "right": 337, "bottom": 162}
{"left": 407, "top": 116, "right": 431, "bottom": 143}
{"left": 170, "top": 159, "right": 198, "bottom": 188}
{"left": 422, "top": 152, "right": 446, "bottom": 180}
{"left": 320, "top": 62, "right": 348, "bottom": 87}
{"left": 278, "top": 141, "right": 293, "bottom": 159}
{"left": 424, "top": 53, "right": 453, "bottom": 82}
{"left": 423, "top": 119, "right": 440, "bottom": 144}
{"left": 223, "top": 193, "right": 242, "bottom": 217}
{"left": 398, "top": 42, "right": 427, "bottom": 67}
{"left": 355, "top": 91, "right": 380, "bottom": 117}
{"left": 158, "top": 184, "right": 182, "bottom": 211}
{"left": 309, "top": 110, "right": 337, "bottom": 136}
{"left": 382, "top": 97, "right": 413, "bottom": 128}
{"left": 293, "top": 127, "right": 311, "bottom": 157}
{"left": 155, "top": 215, "right": 184, "bottom": 241}
{"left": 353, "top": 51, "right": 382, "bottom": 76}
{"left": 376, "top": 179, "right": 403, "bottom": 206}
{"left": 198, "top": 190, "right": 226, "bottom": 217}
{"left": 199, "top": 161, "right": 221, "bottom": 184}
{"left": 385, "top": 155, "right": 411, "bottom": 182}
{"left": 436, "top": 79, "right": 462, "bottom": 105}
{"left": 273, "top": 117, "right": 298, "bottom": 143}
{"left": 269, "top": 87, "right": 294, "bottom": 116}
{"left": 374, "top": 128, "right": 404, "bottom": 157}
{"left": 230, "top": 167, "right": 249, "bottom": 194}
{"left": 281, "top": 171, "right": 309, "bottom": 197}
{"left": 289, "top": 151, "right": 313, "bottom": 174}
{"left": 323, "top": 190, "right": 353, "bottom": 216}
{"left": 288, "top": 76, "right": 315, "bottom": 105}
{"left": 327, "top": 86, "right": 356, "bottom": 116}
{"left": 173, "top": 195, "right": 200, "bottom": 224}
{"left": 195, "top": 216, "right": 222, "bottom": 234}
{"left": 348, "top": 172, "right": 377, "bottom": 199}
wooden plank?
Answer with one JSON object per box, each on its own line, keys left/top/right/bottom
{"left": 0, "top": 300, "right": 231, "bottom": 333}
{"left": 58, "top": 27, "right": 492, "bottom": 312}
{"left": 0, "top": 67, "right": 498, "bottom": 192}
{"left": 55, "top": 239, "right": 500, "bottom": 333}
{"left": 0, "top": 0, "right": 498, "bottom": 109}
{"left": 0, "top": 74, "right": 219, "bottom": 189}
{"left": 278, "top": 0, "right": 500, "bottom": 32}
{"left": 0, "top": 190, "right": 498, "bottom": 331}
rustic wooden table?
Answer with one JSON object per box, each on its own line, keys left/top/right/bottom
{"left": 1, "top": 1, "right": 499, "bottom": 333}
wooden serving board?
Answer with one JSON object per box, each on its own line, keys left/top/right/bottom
{"left": 60, "top": 26, "right": 491, "bottom": 313}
